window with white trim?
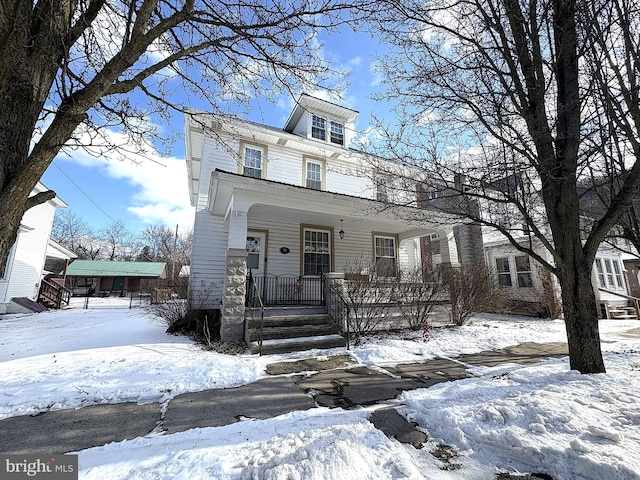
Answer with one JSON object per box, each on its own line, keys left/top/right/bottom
{"left": 515, "top": 255, "right": 533, "bottom": 287}
{"left": 374, "top": 235, "right": 397, "bottom": 276}
{"left": 311, "top": 115, "right": 326, "bottom": 141}
{"left": 330, "top": 121, "right": 344, "bottom": 145}
{"left": 595, "top": 257, "right": 625, "bottom": 290}
{"left": 243, "top": 145, "right": 263, "bottom": 178}
{"left": 495, "top": 257, "right": 512, "bottom": 286}
{"left": 303, "top": 228, "right": 331, "bottom": 275}
{"left": 306, "top": 160, "right": 322, "bottom": 190}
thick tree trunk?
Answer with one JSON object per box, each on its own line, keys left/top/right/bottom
{"left": 556, "top": 250, "right": 606, "bottom": 373}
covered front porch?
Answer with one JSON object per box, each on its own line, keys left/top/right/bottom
{"left": 209, "top": 170, "right": 459, "bottom": 342}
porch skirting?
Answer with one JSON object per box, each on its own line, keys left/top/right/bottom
{"left": 221, "top": 249, "right": 247, "bottom": 341}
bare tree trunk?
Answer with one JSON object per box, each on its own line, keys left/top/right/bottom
{"left": 555, "top": 244, "right": 606, "bottom": 372}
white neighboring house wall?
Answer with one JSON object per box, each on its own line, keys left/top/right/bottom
{"left": 185, "top": 95, "right": 460, "bottom": 341}
{"left": 484, "top": 233, "right": 631, "bottom": 318}
{"left": 0, "top": 183, "right": 67, "bottom": 314}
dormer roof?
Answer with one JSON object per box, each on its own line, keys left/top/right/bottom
{"left": 283, "top": 94, "right": 359, "bottom": 133}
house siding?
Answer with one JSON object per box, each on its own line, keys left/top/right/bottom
{"left": 1, "top": 198, "right": 57, "bottom": 310}
{"left": 189, "top": 210, "right": 226, "bottom": 307}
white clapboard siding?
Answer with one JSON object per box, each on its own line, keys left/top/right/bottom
{"left": 1, "top": 200, "right": 56, "bottom": 304}
{"left": 189, "top": 211, "right": 226, "bottom": 307}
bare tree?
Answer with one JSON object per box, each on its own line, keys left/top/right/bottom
{"left": 368, "top": 0, "right": 640, "bottom": 373}
{"left": 99, "top": 220, "right": 138, "bottom": 261}
{"left": 0, "top": 0, "right": 368, "bottom": 275}
{"left": 139, "top": 224, "right": 192, "bottom": 283}
{"left": 51, "top": 210, "right": 101, "bottom": 259}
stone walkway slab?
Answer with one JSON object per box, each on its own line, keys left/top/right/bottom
{"left": 0, "top": 402, "right": 159, "bottom": 455}
{"left": 369, "top": 406, "right": 427, "bottom": 448}
{"left": 458, "top": 342, "right": 568, "bottom": 367}
{"left": 163, "top": 376, "right": 316, "bottom": 434}
{"left": 292, "top": 366, "right": 422, "bottom": 408}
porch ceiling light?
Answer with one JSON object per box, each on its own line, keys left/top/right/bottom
{"left": 339, "top": 219, "right": 345, "bottom": 240}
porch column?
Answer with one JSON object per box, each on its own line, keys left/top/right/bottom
{"left": 436, "top": 229, "right": 459, "bottom": 268}
{"left": 221, "top": 208, "right": 249, "bottom": 342}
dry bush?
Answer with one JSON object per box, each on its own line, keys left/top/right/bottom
{"left": 146, "top": 283, "right": 221, "bottom": 344}
{"left": 534, "top": 266, "right": 563, "bottom": 319}
{"left": 445, "top": 263, "right": 506, "bottom": 326}
{"left": 342, "top": 255, "right": 392, "bottom": 344}
{"left": 393, "top": 262, "right": 446, "bottom": 331}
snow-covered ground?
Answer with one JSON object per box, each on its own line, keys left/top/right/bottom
{"left": 0, "top": 305, "right": 639, "bottom": 479}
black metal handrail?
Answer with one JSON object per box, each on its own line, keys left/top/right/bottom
{"left": 320, "top": 272, "right": 350, "bottom": 349}
{"left": 245, "top": 272, "right": 265, "bottom": 355}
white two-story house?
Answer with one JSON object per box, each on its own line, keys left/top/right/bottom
{"left": 185, "top": 95, "right": 460, "bottom": 342}
{"left": 1, "top": 182, "right": 70, "bottom": 314}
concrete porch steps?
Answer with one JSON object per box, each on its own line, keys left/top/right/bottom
{"left": 247, "top": 306, "right": 346, "bottom": 354}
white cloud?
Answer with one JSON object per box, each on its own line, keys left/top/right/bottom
{"left": 57, "top": 128, "right": 194, "bottom": 232}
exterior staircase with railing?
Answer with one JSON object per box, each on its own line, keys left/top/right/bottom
{"left": 246, "top": 306, "right": 346, "bottom": 355}
{"left": 599, "top": 288, "right": 640, "bottom": 320}
{"left": 38, "top": 279, "right": 72, "bottom": 309}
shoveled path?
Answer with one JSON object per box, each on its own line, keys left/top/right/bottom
{"left": 0, "top": 342, "right": 569, "bottom": 457}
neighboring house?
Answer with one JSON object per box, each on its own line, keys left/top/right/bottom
{"left": 484, "top": 233, "right": 638, "bottom": 319}
{"left": 0, "top": 183, "right": 68, "bottom": 314}
{"left": 623, "top": 253, "right": 640, "bottom": 299}
{"left": 185, "top": 94, "right": 460, "bottom": 342}
{"left": 64, "top": 260, "right": 167, "bottom": 297}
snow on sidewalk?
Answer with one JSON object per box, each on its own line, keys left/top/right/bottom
{"left": 1, "top": 306, "right": 639, "bottom": 479}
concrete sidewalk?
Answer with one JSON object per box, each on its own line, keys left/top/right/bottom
{"left": 0, "top": 342, "right": 569, "bottom": 456}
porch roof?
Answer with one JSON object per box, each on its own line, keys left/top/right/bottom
{"left": 208, "top": 169, "right": 457, "bottom": 234}
{"left": 46, "top": 238, "right": 78, "bottom": 261}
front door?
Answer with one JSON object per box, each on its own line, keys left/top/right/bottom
{"left": 246, "top": 232, "right": 266, "bottom": 275}
{"left": 112, "top": 277, "right": 124, "bottom": 295}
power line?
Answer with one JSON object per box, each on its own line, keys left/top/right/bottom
{"left": 51, "top": 161, "right": 130, "bottom": 232}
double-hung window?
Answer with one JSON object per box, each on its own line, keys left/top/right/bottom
{"left": 330, "top": 121, "right": 344, "bottom": 145}
{"left": 303, "top": 228, "right": 331, "bottom": 275}
{"left": 243, "top": 145, "right": 263, "bottom": 178}
{"left": 595, "top": 257, "right": 625, "bottom": 290}
{"left": 495, "top": 257, "right": 512, "bottom": 286}
{"left": 515, "top": 255, "right": 533, "bottom": 287}
{"left": 306, "top": 160, "right": 322, "bottom": 190}
{"left": 311, "top": 115, "right": 326, "bottom": 141}
{"left": 374, "top": 235, "right": 397, "bottom": 277}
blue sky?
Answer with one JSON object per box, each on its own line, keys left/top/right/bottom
{"left": 40, "top": 26, "right": 393, "bottom": 237}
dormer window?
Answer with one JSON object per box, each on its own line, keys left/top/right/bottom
{"left": 330, "top": 121, "right": 344, "bottom": 145}
{"left": 311, "top": 115, "right": 345, "bottom": 146}
{"left": 283, "top": 95, "right": 358, "bottom": 147}
{"left": 311, "top": 115, "right": 326, "bottom": 141}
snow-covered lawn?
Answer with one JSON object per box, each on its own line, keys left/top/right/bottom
{"left": 0, "top": 306, "right": 639, "bottom": 479}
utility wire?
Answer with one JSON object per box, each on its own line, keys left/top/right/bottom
{"left": 51, "top": 161, "right": 136, "bottom": 236}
